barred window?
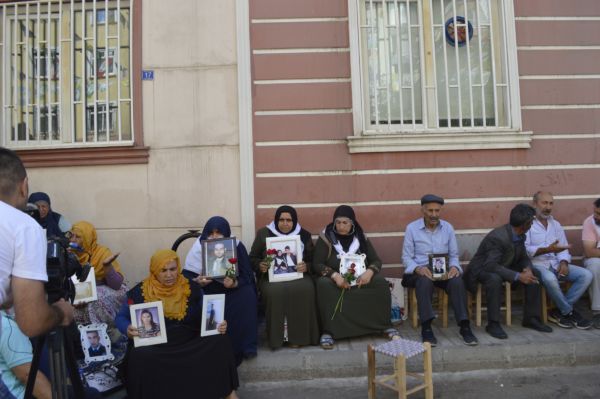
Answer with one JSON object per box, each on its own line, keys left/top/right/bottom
{"left": 0, "top": 0, "right": 132, "bottom": 149}
{"left": 349, "top": 0, "right": 528, "bottom": 152}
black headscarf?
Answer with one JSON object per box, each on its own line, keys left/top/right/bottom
{"left": 273, "top": 205, "right": 298, "bottom": 235}
{"left": 325, "top": 205, "right": 368, "bottom": 253}
{"left": 28, "top": 191, "right": 64, "bottom": 238}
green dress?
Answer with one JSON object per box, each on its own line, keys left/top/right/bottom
{"left": 249, "top": 227, "right": 320, "bottom": 349}
{"left": 312, "top": 234, "right": 392, "bottom": 339}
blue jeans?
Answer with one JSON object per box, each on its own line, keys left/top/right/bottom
{"left": 532, "top": 263, "right": 593, "bottom": 315}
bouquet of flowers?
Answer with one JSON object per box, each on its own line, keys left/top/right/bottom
{"left": 225, "top": 258, "right": 237, "bottom": 280}
{"left": 330, "top": 264, "right": 357, "bottom": 320}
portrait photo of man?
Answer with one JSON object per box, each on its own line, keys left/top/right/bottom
{"left": 86, "top": 330, "right": 106, "bottom": 357}
{"left": 202, "top": 238, "right": 236, "bottom": 278}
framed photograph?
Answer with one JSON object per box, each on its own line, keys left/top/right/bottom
{"left": 129, "top": 301, "right": 167, "bottom": 347}
{"left": 428, "top": 253, "right": 449, "bottom": 280}
{"left": 339, "top": 253, "right": 367, "bottom": 287}
{"left": 201, "top": 237, "right": 237, "bottom": 278}
{"left": 266, "top": 235, "right": 303, "bottom": 282}
{"left": 72, "top": 267, "right": 98, "bottom": 305}
{"left": 201, "top": 294, "right": 225, "bottom": 337}
{"left": 78, "top": 323, "right": 114, "bottom": 364}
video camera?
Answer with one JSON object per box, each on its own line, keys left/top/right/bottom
{"left": 46, "top": 236, "right": 91, "bottom": 304}
{"left": 24, "top": 203, "right": 91, "bottom": 303}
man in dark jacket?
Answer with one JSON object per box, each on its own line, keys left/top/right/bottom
{"left": 464, "top": 203, "right": 553, "bottom": 339}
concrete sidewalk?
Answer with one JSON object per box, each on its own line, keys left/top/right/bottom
{"left": 238, "top": 306, "right": 600, "bottom": 383}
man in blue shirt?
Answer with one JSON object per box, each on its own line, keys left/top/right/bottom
{"left": 402, "top": 194, "right": 477, "bottom": 346}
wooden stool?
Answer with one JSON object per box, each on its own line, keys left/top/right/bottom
{"left": 408, "top": 287, "right": 448, "bottom": 328}
{"left": 473, "top": 282, "right": 512, "bottom": 327}
{"left": 368, "top": 339, "right": 433, "bottom": 399}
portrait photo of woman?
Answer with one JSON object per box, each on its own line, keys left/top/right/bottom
{"left": 137, "top": 308, "right": 161, "bottom": 338}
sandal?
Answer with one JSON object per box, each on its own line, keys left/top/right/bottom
{"left": 320, "top": 334, "right": 335, "bottom": 350}
{"left": 384, "top": 328, "right": 401, "bottom": 340}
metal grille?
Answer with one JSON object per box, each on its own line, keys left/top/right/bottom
{"left": 0, "top": 0, "right": 133, "bottom": 148}
{"left": 360, "top": 0, "right": 511, "bottom": 132}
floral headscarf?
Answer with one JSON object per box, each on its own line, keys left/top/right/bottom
{"left": 70, "top": 221, "right": 122, "bottom": 281}
{"left": 142, "top": 249, "right": 191, "bottom": 321}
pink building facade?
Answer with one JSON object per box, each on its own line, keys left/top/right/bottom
{"left": 249, "top": 0, "right": 600, "bottom": 274}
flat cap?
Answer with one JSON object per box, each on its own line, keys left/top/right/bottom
{"left": 420, "top": 194, "right": 444, "bottom": 205}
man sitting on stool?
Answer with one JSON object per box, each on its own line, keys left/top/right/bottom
{"left": 526, "top": 191, "right": 592, "bottom": 329}
{"left": 401, "top": 194, "right": 477, "bottom": 346}
{"left": 464, "top": 203, "right": 552, "bottom": 339}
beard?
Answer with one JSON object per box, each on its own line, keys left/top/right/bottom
{"left": 537, "top": 211, "right": 551, "bottom": 219}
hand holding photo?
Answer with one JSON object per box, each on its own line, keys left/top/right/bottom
{"left": 201, "top": 294, "right": 225, "bottom": 337}
{"left": 339, "top": 254, "right": 367, "bottom": 287}
{"left": 428, "top": 254, "right": 449, "bottom": 280}
{"left": 266, "top": 235, "right": 303, "bottom": 282}
{"left": 130, "top": 301, "right": 167, "bottom": 347}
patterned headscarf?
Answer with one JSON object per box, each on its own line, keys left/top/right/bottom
{"left": 70, "top": 221, "right": 122, "bottom": 281}
{"left": 142, "top": 249, "right": 190, "bottom": 321}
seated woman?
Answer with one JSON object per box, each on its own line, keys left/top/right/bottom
{"left": 69, "top": 221, "right": 127, "bottom": 329}
{"left": 249, "top": 205, "right": 319, "bottom": 349}
{"left": 115, "top": 249, "right": 238, "bottom": 399}
{"left": 183, "top": 216, "right": 258, "bottom": 363}
{"left": 28, "top": 191, "right": 71, "bottom": 238}
{"left": 312, "top": 205, "right": 399, "bottom": 349}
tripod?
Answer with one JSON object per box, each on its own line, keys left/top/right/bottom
{"left": 25, "top": 325, "right": 85, "bottom": 399}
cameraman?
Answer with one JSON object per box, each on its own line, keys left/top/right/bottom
{"left": 0, "top": 147, "right": 73, "bottom": 337}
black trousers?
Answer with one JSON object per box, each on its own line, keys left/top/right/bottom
{"left": 476, "top": 269, "right": 542, "bottom": 324}
{"left": 402, "top": 274, "right": 469, "bottom": 326}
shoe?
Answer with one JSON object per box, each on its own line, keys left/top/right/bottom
{"left": 522, "top": 317, "right": 553, "bottom": 333}
{"left": 593, "top": 314, "right": 600, "bottom": 330}
{"left": 570, "top": 310, "right": 592, "bottom": 330}
{"left": 459, "top": 326, "right": 478, "bottom": 346}
{"left": 320, "top": 334, "right": 334, "bottom": 350}
{"left": 547, "top": 309, "right": 573, "bottom": 329}
{"left": 421, "top": 328, "right": 438, "bottom": 347}
{"left": 384, "top": 328, "right": 401, "bottom": 340}
{"left": 485, "top": 322, "right": 508, "bottom": 339}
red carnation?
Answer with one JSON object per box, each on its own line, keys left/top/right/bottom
{"left": 348, "top": 268, "right": 356, "bottom": 275}
{"left": 228, "top": 257, "right": 238, "bottom": 265}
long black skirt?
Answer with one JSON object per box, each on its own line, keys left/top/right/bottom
{"left": 124, "top": 325, "right": 238, "bottom": 399}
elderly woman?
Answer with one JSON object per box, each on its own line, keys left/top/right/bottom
{"left": 249, "top": 205, "right": 319, "bottom": 349}
{"left": 69, "top": 221, "right": 126, "bottom": 329}
{"left": 312, "top": 205, "right": 399, "bottom": 349}
{"left": 115, "top": 249, "right": 239, "bottom": 399}
{"left": 183, "top": 216, "right": 258, "bottom": 363}
{"left": 28, "top": 192, "right": 71, "bottom": 237}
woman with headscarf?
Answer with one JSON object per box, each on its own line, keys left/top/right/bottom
{"left": 183, "top": 216, "right": 258, "bottom": 363}
{"left": 28, "top": 192, "right": 71, "bottom": 238}
{"left": 115, "top": 249, "right": 239, "bottom": 399}
{"left": 69, "top": 221, "right": 126, "bottom": 329}
{"left": 312, "top": 205, "right": 399, "bottom": 349}
{"left": 249, "top": 205, "right": 319, "bottom": 349}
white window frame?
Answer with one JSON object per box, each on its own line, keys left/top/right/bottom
{"left": 347, "top": 0, "right": 531, "bottom": 153}
{"left": 0, "top": 0, "right": 133, "bottom": 150}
